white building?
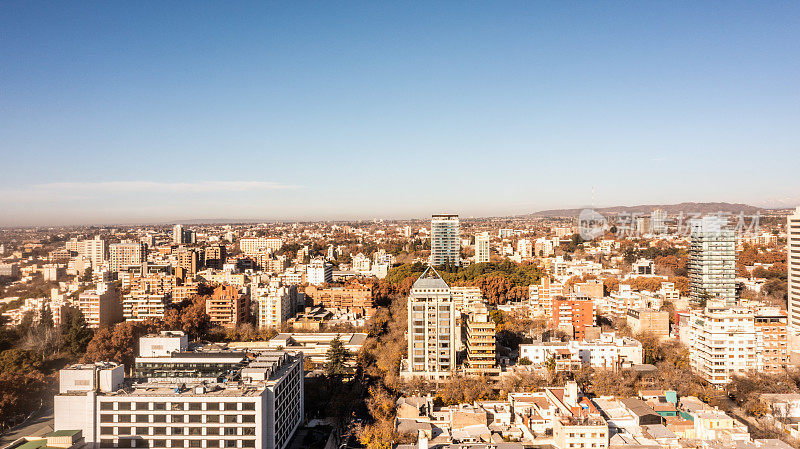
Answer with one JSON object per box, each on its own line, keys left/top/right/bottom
{"left": 109, "top": 243, "right": 145, "bottom": 272}
{"left": 255, "top": 283, "right": 299, "bottom": 329}
{"left": 519, "top": 333, "right": 642, "bottom": 370}
{"left": 450, "top": 286, "right": 484, "bottom": 312}
{"left": 689, "top": 302, "right": 757, "bottom": 387}
{"left": 401, "top": 266, "right": 456, "bottom": 380}
{"left": 305, "top": 259, "right": 332, "bottom": 285}
{"left": 474, "top": 232, "right": 490, "bottom": 264}
{"left": 239, "top": 237, "right": 283, "bottom": 256}
{"left": 54, "top": 342, "right": 303, "bottom": 449}
{"left": 788, "top": 207, "right": 800, "bottom": 330}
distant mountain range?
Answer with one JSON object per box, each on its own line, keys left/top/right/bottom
{"left": 528, "top": 202, "right": 773, "bottom": 218}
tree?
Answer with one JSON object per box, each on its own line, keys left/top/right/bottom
{"left": 38, "top": 305, "right": 54, "bottom": 330}
{"left": 60, "top": 306, "right": 94, "bottom": 358}
{"left": 324, "top": 334, "right": 352, "bottom": 378}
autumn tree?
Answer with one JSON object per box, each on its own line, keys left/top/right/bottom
{"left": 324, "top": 334, "right": 352, "bottom": 378}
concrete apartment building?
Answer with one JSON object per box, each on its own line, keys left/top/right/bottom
{"left": 401, "top": 266, "right": 456, "bottom": 380}
{"left": 239, "top": 238, "right": 283, "bottom": 256}
{"left": 520, "top": 333, "right": 642, "bottom": 372}
{"left": 689, "top": 302, "right": 757, "bottom": 387}
{"left": 474, "top": 232, "right": 490, "bottom": 264}
{"left": 77, "top": 283, "right": 123, "bottom": 329}
{"left": 206, "top": 285, "right": 249, "bottom": 328}
{"left": 254, "top": 284, "right": 299, "bottom": 329}
{"left": 529, "top": 277, "right": 564, "bottom": 316}
{"left": 78, "top": 236, "right": 107, "bottom": 268}
{"left": 551, "top": 296, "right": 596, "bottom": 340}
{"left": 449, "top": 286, "right": 484, "bottom": 312}
{"left": 755, "top": 306, "right": 789, "bottom": 374}
{"left": 305, "top": 259, "right": 332, "bottom": 285}
{"left": 464, "top": 303, "right": 498, "bottom": 376}
{"left": 789, "top": 207, "right": 800, "bottom": 330}
{"left": 123, "top": 292, "right": 169, "bottom": 321}
{"left": 430, "top": 214, "right": 460, "bottom": 267}
{"left": 54, "top": 334, "right": 303, "bottom": 449}
{"left": 688, "top": 216, "right": 736, "bottom": 305}
{"left": 304, "top": 284, "right": 373, "bottom": 310}
{"left": 109, "top": 243, "right": 146, "bottom": 272}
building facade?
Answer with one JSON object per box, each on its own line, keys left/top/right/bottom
{"left": 430, "top": 214, "right": 460, "bottom": 267}
{"left": 402, "top": 266, "right": 456, "bottom": 380}
{"left": 474, "top": 232, "right": 490, "bottom": 264}
{"left": 789, "top": 207, "right": 800, "bottom": 329}
{"left": 688, "top": 216, "right": 736, "bottom": 305}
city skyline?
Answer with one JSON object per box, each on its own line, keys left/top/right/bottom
{"left": 2, "top": 2, "right": 800, "bottom": 226}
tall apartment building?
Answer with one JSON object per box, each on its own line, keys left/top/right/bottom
{"left": 788, "top": 207, "right": 800, "bottom": 329}
{"left": 517, "top": 239, "right": 533, "bottom": 259}
{"left": 109, "top": 243, "right": 145, "bottom": 272}
{"left": 206, "top": 285, "right": 249, "bottom": 328}
{"left": 688, "top": 216, "right": 736, "bottom": 305}
{"left": 174, "top": 249, "right": 199, "bottom": 278}
{"left": 255, "top": 284, "right": 299, "bottom": 329}
{"left": 464, "top": 304, "right": 498, "bottom": 376}
{"left": 77, "top": 283, "right": 122, "bottom": 328}
{"left": 529, "top": 277, "right": 564, "bottom": 316}
{"left": 401, "top": 266, "right": 456, "bottom": 380}
{"left": 689, "top": 302, "right": 757, "bottom": 387}
{"left": 123, "top": 292, "right": 169, "bottom": 321}
{"left": 430, "top": 214, "right": 460, "bottom": 267}
{"left": 305, "top": 259, "right": 332, "bottom": 285}
{"left": 54, "top": 337, "right": 303, "bottom": 449}
{"left": 239, "top": 238, "right": 283, "bottom": 256}
{"left": 755, "top": 307, "right": 789, "bottom": 374}
{"left": 204, "top": 245, "right": 227, "bottom": 270}
{"left": 551, "top": 296, "right": 596, "bottom": 340}
{"left": 81, "top": 236, "right": 107, "bottom": 268}
{"left": 173, "top": 224, "right": 184, "bottom": 245}
{"left": 474, "top": 232, "right": 490, "bottom": 264}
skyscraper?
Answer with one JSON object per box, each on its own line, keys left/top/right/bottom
{"left": 688, "top": 216, "right": 736, "bottom": 305}
{"left": 430, "top": 214, "right": 460, "bottom": 266}
{"left": 402, "top": 266, "right": 455, "bottom": 380}
{"left": 474, "top": 231, "right": 490, "bottom": 263}
{"left": 788, "top": 207, "right": 800, "bottom": 329}
{"left": 172, "top": 224, "right": 183, "bottom": 245}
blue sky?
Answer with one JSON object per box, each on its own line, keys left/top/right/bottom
{"left": 1, "top": 1, "right": 799, "bottom": 226}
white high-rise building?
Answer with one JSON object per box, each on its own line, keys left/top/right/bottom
{"left": 173, "top": 224, "right": 184, "bottom": 245}
{"left": 81, "top": 236, "right": 106, "bottom": 268}
{"left": 401, "top": 266, "right": 456, "bottom": 380}
{"left": 255, "top": 283, "right": 299, "bottom": 328}
{"left": 305, "top": 259, "right": 332, "bottom": 285}
{"left": 474, "top": 232, "right": 490, "bottom": 264}
{"left": 430, "top": 214, "right": 460, "bottom": 267}
{"left": 688, "top": 216, "right": 736, "bottom": 305}
{"left": 788, "top": 207, "right": 800, "bottom": 330}
{"left": 688, "top": 302, "right": 757, "bottom": 387}
{"left": 109, "top": 242, "right": 145, "bottom": 272}
{"left": 517, "top": 239, "right": 533, "bottom": 259}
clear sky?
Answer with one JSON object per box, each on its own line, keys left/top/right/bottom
{"left": 1, "top": 1, "right": 799, "bottom": 226}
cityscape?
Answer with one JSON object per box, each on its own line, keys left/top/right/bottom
{"left": 2, "top": 3, "right": 800, "bottom": 449}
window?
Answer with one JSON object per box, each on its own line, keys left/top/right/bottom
{"left": 241, "top": 403, "right": 255, "bottom": 411}
{"left": 101, "top": 403, "right": 114, "bottom": 411}
{"left": 153, "top": 427, "right": 167, "bottom": 436}
{"left": 224, "top": 403, "right": 237, "bottom": 411}
{"left": 136, "top": 427, "right": 150, "bottom": 435}
{"left": 224, "top": 416, "right": 237, "bottom": 424}
{"left": 242, "top": 428, "right": 255, "bottom": 436}
{"left": 152, "top": 441, "right": 166, "bottom": 448}
{"left": 119, "top": 403, "right": 132, "bottom": 410}
{"left": 118, "top": 427, "right": 132, "bottom": 435}
{"left": 188, "top": 415, "right": 202, "bottom": 423}
{"left": 224, "top": 441, "right": 237, "bottom": 448}
{"left": 171, "top": 428, "right": 184, "bottom": 436}
{"left": 100, "top": 415, "right": 114, "bottom": 423}
{"left": 188, "top": 403, "right": 202, "bottom": 411}
{"left": 206, "top": 415, "right": 219, "bottom": 423}
{"left": 241, "top": 441, "right": 254, "bottom": 448}
{"left": 154, "top": 403, "right": 167, "bottom": 411}
{"left": 135, "top": 415, "right": 149, "bottom": 423}
{"left": 188, "top": 428, "right": 202, "bottom": 436}
{"left": 189, "top": 442, "right": 201, "bottom": 448}
{"left": 224, "top": 428, "right": 237, "bottom": 436}
{"left": 206, "top": 441, "right": 219, "bottom": 448}
{"left": 241, "top": 415, "right": 255, "bottom": 423}
{"left": 100, "top": 427, "right": 114, "bottom": 435}
{"left": 170, "top": 441, "right": 185, "bottom": 448}
{"left": 153, "top": 415, "right": 167, "bottom": 423}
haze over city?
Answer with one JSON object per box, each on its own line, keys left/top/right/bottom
{"left": 2, "top": 2, "right": 800, "bottom": 226}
